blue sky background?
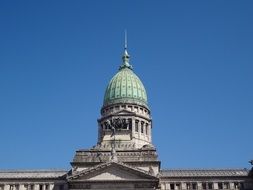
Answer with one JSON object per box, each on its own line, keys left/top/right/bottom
{"left": 0, "top": 1, "right": 252, "bottom": 170}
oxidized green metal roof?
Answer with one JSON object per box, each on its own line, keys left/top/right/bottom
{"left": 103, "top": 50, "right": 148, "bottom": 108}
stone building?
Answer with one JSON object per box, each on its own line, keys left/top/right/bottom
{"left": 0, "top": 46, "right": 252, "bottom": 190}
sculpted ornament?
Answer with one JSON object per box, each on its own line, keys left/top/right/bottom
{"left": 105, "top": 118, "right": 130, "bottom": 161}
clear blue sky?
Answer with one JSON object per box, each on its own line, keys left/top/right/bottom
{"left": 0, "top": 1, "right": 252, "bottom": 170}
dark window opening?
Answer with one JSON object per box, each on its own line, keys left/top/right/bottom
{"left": 208, "top": 183, "right": 213, "bottom": 189}
{"left": 202, "top": 183, "right": 207, "bottom": 189}
{"left": 218, "top": 182, "right": 223, "bottom": 189}
{"left": 223, "top": 183, "right": 229, "bottom": 189}
{"left": 141, "top": 122, "right": 144, "bottom": 133}
{"left": 145, "top": 123, "right": 148, "bottom": 135}
{"left": 240, "top": 183, "right": 244, "bottom": 189}
{"left": 192, "top": 183, "right": 197, "bottom": 189}
{"left": 128, "top": 119, "right": 132, "bottom": 130}
{"left": 135, "top": 120, "right": 139, "bottom": 132}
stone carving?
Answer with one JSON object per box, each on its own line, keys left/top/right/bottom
{"left": 105, "top": 118, "right": 129, "bottom": 161}
{"left": 105, "top": 118, "right": 129, "bottom": 131}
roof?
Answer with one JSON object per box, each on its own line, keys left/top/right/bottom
{"left": 0, "top": 170, "right": 67, "bottom": 179}
{"left": 160, "top": 169, "right": 250, "bottom": 178}
{"left": 103, "top": 50, "right": 148, "bottom": 108}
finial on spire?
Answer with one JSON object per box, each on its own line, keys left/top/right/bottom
{"left": 124, "top": 29, "right": 127, "bottom": 51}
{"left": 119, "top": 30, "right": 133, "bottom": 70}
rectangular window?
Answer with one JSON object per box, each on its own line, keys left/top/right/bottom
{"left": 59, "top": 185, "right": 64, "bottom": 190}
{"left": 208, "top": 183, "right": 213, "bottom": 189}
{"left": 218, "top": 182, "right": 223, "bottom": 189}
{"left": 128, "top": 119, "right": 132, "bottom": 130}
{"left": 135, "top": 120, "right": 139, "bottom": 132}
{"left": 170, "top": 184, "right": 175, "bottom": 190}
{"left": 145, "top": 123, "right": 148, "bottom": 135}
{"left": 223, "top": 183, "right": 229, "bottom": 189}
{"left": 192, "top": 183, "right": 197, "bottom": 190}
{"left": 141, "top": 122, "right": 144, "bottom": 133}
{"left": 30, "top": 185, "right": 34, "bottom": 190}
{"left": 175, "top": 183, "right": 180, "bottom": 190}
{"left": 234, "top": 182, "right": 239, "bottom": 189}
{"left": 122, "top": 118, "right": 127, "bottom": 129}
{"left": 202, "top": 183, "right": 207, "bottom": 189}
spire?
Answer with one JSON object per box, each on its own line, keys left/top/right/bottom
{"left": 124, "top": 30, "right": 127, "bottom": 52}
{"left": 119, "top": 30, "right": 133, "bottom": 70}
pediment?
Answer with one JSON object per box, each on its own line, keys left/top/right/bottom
{"left": 68, "top": 161, "right": 157, "bottom": 182}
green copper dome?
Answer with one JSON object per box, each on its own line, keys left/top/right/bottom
{"left": 103, "top": 50, "right": 148, "bottom": 108}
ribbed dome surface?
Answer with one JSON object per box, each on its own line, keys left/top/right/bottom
{"left": 103, "top": 67, "right": 148, "bottom": 107}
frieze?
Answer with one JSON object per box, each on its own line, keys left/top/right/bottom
{"left": 134, "top": 183, "right": 154, "bottom": 188}
{"left": 69, "top": 184, "right": 90, "bottom": 189}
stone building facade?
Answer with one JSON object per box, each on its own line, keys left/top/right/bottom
{"left": 0, "top": 46, "right": 252, "bottom": 190}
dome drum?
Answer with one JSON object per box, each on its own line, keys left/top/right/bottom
{"left": 101, "top": 102, "right": 150, "bottom": 117}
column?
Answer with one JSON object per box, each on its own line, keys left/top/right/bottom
{"left": 160, "top": 183, "right": 165, "bottom": 190}
{"left": 213, "top": 183, "right": 218, "bottom": 190}
{"left": 34, "top": 184, "right": 40, "bottom": 190}
{"left": 149, "top": 121, "right": 152, "bottom": 142}
{"left": 49, "top": 184, "right": 54, "bottom": 190}
{"left": 138, "top": 120, "right": 141, "bottom": 139}
{"left": 146, "top": 123, "right": 150, "bottom": 141}
{"left": 165, "top": 183, "right": 170, "bottom": 190}
{"left": 197, "top": 182, "right": 202, "bottom": 190}
{"left": 19, "top": 184, "right": 25, "bottom": 190}
{"left": 4, "top": 185, "right": 10, "bottom": 190}
{"left": 230, "top": 182, "right": 235, "bottom": 189}
{"left": 181, "top": 183, "right": 186, "bottom": 190}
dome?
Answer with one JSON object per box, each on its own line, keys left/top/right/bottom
{"left": 103, "top": 50, "right": 148, "bottom": 108}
